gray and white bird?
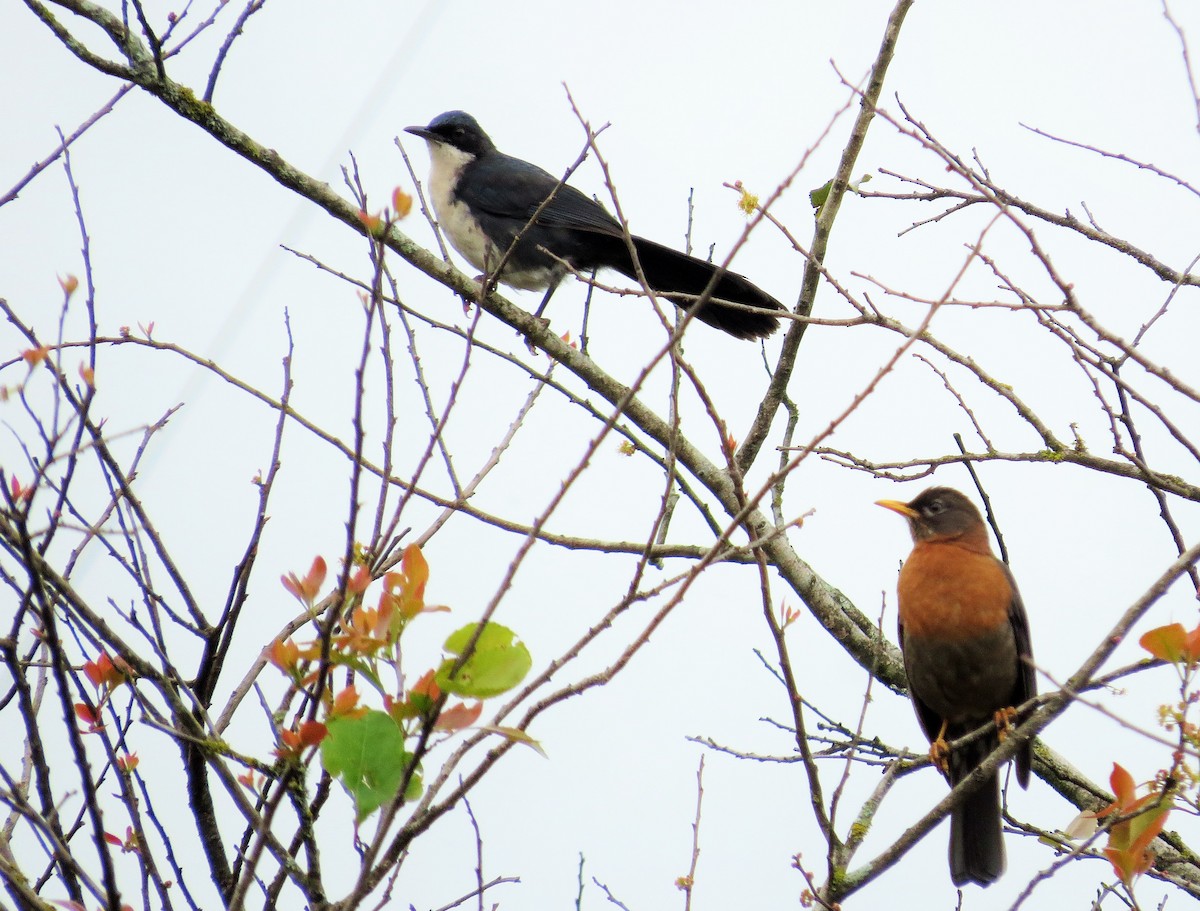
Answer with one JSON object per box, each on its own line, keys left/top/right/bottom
{"left": 405, "top": 111, "right": 785, "bottom": 340}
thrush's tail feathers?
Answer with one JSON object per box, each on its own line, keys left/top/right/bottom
{"left": 949, "top": 768, "right": 1006, "bottom": 887}
{"left": 611, "top": 236, "right": 783, "bottom": 340}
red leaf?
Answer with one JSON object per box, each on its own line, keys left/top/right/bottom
{"left": 434, "top": 701, "right": 483, "bottom": 732}
{"left": 297, "top": 720, "right": 328, "bottom": 748}
{"left": 237, "top": 770, "right": 260, "bottom": 791}
{"left": 83, "top": 652, "right": 124, "bottom": 689}
{"left": 410, "top": 669, "right": 440, "bottom": 700}
{"left": 9, "top": 476, "right": 29, "bottom": 502}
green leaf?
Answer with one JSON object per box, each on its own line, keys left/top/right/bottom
{"left": 326, "top": 652, "right": 386, "bottom": 696}
{"left": 320, "top": 710, "right": 413, "bottom": 822}
{"left": 436, "top": 622, "right": 532, "bottom": 698}
{"left": 478, "top": 723, "right": 548, "bottom": 758}
{"left": 809, "top": 178, "right": 833, "bottom": 212}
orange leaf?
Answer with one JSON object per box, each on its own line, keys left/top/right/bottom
{"left": 1103, "top": 845, "right": 1140, "bottom": 884}
{"left": 1110, "top": 763, "right": 1138, "bottom": 813}
{"left": 333, "top": 605, "right": 390, "bottom": 655}
{"left": 1139, "top": 624, "right": 1188, "bottom": 663}
{"left": 1092, "top": 762, "right": 1172, "bottom": 886}
{"left": 58, "top": 274, "right": 79, "bottom": 295}
{"left": 21, "top": 346, "right": 49, "bottom": 368}
{"left": 1185, "top": 623, "right": 1200, "bottom": 662}
{"left": 401, "top": 545, "right": 428, "bottom": 602}
{"left": 357, "top": 209, "right": 385, "bottom": 236}
{"left": 268, "top": 637, "right": 300, "bottom": 673}
{"left": 392, "top": 188, "right": 413, "bottom": 218}
{"left": 82, "top": 656, "right": 107, "bottom": 687}
{"left": 282, "top": 556, "right": 327, "bottom": 606}
{"left": 329, "top": 686, "right": 362, "bottom": 719}
{"left": 83, "top": 652, "right": 125, "bottom": 689}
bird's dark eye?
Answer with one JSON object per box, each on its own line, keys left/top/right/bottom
{"left": 924, "top": 500, "right": 946, "bottom": 516}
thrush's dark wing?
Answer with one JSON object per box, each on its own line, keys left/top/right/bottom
{"left": 1001, "top": 560, "right": 1035, "bottom": 788}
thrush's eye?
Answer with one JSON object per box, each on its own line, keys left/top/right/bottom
{"left": 924, "top": 499, "right": 946, "bottom": 517}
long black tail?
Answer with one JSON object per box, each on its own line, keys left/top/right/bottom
{"left": 948, "top": 766, "right": 1005, "bottom": 887}
{"left": 606, "top": 236, "right": 784, "bottom": 340}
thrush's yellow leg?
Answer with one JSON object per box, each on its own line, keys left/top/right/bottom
{"left": 929, "top": 719, "right": 951, "bottom": 775}
{"left": 994, "top": 706, "right": 1018, "bottom": 742}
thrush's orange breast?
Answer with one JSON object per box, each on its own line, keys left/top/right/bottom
{"left": 898, "top": 541, "right": 1012, "bottom": 640}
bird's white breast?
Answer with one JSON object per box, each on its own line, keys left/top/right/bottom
{"left": 425, "top": 142, "right": 492, "bottom": 275}
{"left": 421, "top": 140, "right": 560, "bottom": 291}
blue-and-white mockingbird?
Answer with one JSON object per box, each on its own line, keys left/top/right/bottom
{"left": 405, "top": 111, "right": 785, "bottom": 340}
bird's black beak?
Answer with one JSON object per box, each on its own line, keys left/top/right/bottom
{"left": 405, "top": 125, "right": 435, "bottom": 141}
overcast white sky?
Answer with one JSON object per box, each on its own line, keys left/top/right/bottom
{"left": 4, "top": 1, "right": 1200, "bottom": 908}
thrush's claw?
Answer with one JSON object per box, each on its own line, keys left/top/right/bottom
{"left": 929, "top": 738, "right": 951, "bottom": 775}
{"left": 994, "top": 706, "right": 1019, "bottom": 742}
{"left": 929, "top": 718, "right": 951, "bottom": 775}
